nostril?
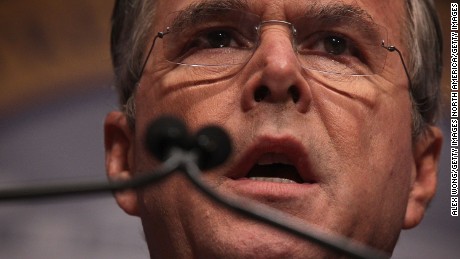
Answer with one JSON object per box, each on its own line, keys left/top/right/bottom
{"left": 254, "top": 86, "right": 270, "bottom": 102}
{"left": 288, "top": 86, "right": 300, "bottom": 103}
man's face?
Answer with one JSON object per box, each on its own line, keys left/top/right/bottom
{"left": 105, "top": 0, "right": 442, "bottom": 257}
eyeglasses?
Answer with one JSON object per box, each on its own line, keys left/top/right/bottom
{"left": 139, "top": 8, "right": 411, "bottom": 88}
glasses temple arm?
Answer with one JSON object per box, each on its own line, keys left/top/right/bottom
{"left": 137, "top": 31, "right": 168, "bottom": 81}
{"left": 381, "top": 42, "right": 412, "bottom": 90}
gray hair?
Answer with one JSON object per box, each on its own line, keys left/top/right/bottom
{"left": 110, "top": 0, "right": 443, "bottom": 136}
{"left": 110, "top": 0, "right": 156, "bottom": 124}
{"left": 405, "top": 0, "right": 443, "bottom": 137}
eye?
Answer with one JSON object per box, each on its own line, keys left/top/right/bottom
{"left": 323, "top": 36, "right": 348, "bottom": 55}
{"left": 177, "top": 26, "right": 255, "bottom": 55}
{"left": 206, "top": 30, "right": 232, "bottom": 48}
{"left": 298, "top": 32, "right": 359, "bottom": 58}
{"left": 187, "top": 28, "right": 242, "bottom": 50}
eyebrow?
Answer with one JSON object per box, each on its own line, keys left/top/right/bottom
{"left": 302, "top": 2, "right": 382, "bottom": 37}
{"left": 168, "top": 0, "right": 383, "bottom": 40}
{"left": 302, "top": 2, "right": 374, "bottom": 22}
{"left": 169, "top": 0, "right": 249, "bottom": 30}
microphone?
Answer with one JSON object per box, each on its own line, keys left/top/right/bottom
{"left": 194, "top": 126, "right": 232, "bottom": 170}
{"left": 145, "top": 116, "right": 191, "bottom": 162}
{"left": 144, "top": 116, "right": 232, "bottom": 170}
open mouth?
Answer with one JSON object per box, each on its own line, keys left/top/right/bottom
{"left": 226, "top": 136, "right": 317, "bottom": 188}
{"left": 233, "top": 152, "right": 314, "bottom": 184}
{"left": 247, "top": 163, "right": 304, "bottom": 184}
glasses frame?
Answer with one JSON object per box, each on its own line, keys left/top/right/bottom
{"left": 138, "top": 17, "right": 412, "bottom": 90}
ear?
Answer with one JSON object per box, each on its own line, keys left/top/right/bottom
{"left": 403, "top": 126, "right": 443, "bottom": 229}
{"left": 104, "top": 111, "right": 139, "bottom": 216}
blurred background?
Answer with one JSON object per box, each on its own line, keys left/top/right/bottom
{"left": 0, "top": 1, "right": 457, "bottom": 258}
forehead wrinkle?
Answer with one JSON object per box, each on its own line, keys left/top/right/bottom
{"left": 300, "top": 1, "right": 374, "bottom": 22}
{"left": 169, "top": 0, "right": 378, "bottom": 30}
{"left": 296, "top": 1, "right": 382, "bottom": 40}
{"left": 169, "top": 0, "right": 249, "bottom": 30}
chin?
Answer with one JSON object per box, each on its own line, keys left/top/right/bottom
{"left": 185, "top": 210, "right": 346, "bottom": 259}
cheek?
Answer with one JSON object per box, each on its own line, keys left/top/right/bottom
{"left": 310, "top": 77, "right": 414, "bottom": 202}
{"left": 366, "top": 88, "right": 414, "bottom": 200}
{"left": 310, "top": 75, "right": 412, "bottom": 159}
{"left": 134, "top": 73, "right": 243, "bottom": 146}
{"left": 132, "top": 64, "right": 249, "bottom": 179}
{"left": 309, "top": 79, "right": 378, "bottom": 158}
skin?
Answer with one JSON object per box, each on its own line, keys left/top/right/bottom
{"left": 104, "top": 0, "right": 443, "bottom": 258}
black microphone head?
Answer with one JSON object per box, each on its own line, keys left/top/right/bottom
{"left": 194, "top": 126, "right": 232, "bottom": 170}
{"left": 145, "top": 116, "right": 190, "bottom": 161}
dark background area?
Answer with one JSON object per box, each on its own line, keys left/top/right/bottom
{"left": 0, "top": 1, "right": 458, "bottom": 258}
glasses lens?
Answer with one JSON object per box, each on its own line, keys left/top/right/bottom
{"left": 292, "top": 15, "right": 388, "bottom": 76}
{"left": 161, "top": 9, "right": 388, "bottom": 77}
{"left": 162, "top": 8, "right": 260, "bottom": 66}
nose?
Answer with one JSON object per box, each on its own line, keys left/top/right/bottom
{"left": 241, "top": 23, "right": 312, "bottom": 113}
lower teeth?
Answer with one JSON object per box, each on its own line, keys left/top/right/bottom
{"left": 249, "top": 177, "right": 296, "bottom": 183}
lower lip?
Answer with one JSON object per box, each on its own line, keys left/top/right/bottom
{"left": 223, "top": 177, "right": 318, "bottom": 201}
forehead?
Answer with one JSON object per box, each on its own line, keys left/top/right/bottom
{"left": 154, "top": 0, "right": 407, "bottom": 29}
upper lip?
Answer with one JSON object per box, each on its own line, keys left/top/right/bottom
{"left": 226, "top": 135, "right": 316, "bottom": 183}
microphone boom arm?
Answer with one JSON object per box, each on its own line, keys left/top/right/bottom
{"left": 0, "top": 154, "right": 181, "bottom": 201}
{"left": 0, "top": 150, "right": 388, "bottom": 258}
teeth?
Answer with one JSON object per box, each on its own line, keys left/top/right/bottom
{"left": 257, "top": 153, "right": 292, "bottom": 166}
{"left": 249, "top": 177, "right": 296, "bottom": 184}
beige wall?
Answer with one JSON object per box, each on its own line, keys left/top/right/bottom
{"left": 0, "top": 0, "right": 114, "bottom": 115}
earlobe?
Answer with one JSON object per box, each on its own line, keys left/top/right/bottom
{"left": 104, "top": 111, "right": 139, "bottom": 216}
{"left": 403, "top": 126, "right": 443, "bottom": 229}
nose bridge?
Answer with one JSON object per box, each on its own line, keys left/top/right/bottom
{"left": 240, "top": 19, "right": 311, "bottom": 113}
{"left": 259, "top": 20, "right": 295, "bottom": 33}
{"left": 257, "top": 20, "right": 296, "bottom": 50}
{"left": 255, "top": 20, "right": 298, "bottom": 68}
